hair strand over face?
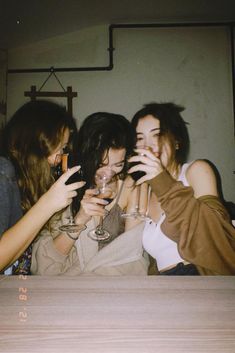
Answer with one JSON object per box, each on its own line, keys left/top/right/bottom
{"left": 131, "top": 102, "right": 190, "bottom": 166}
{"left": 75, "top": 112, "right": 135, "bottom": 211}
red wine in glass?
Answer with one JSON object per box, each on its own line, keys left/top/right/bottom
{"left": 97, "top": 186, "right": 115, "bottom": 205}
{"left": 129, "top": 152, "right": 146, "bottom": 182}
{"left": 54, "top": 153, "right": 83, "bottom": 183}
{"left": 57, "top": 153, "right": 86, "bottom": 234}
{"left": 130, "top": 165, "right": 145, "bottom": 182}
{"left": 65, "top": 153, "right": 83, "bottom": 184}
{"left": 103, "top": 197, "right": 114, "bottom": 204}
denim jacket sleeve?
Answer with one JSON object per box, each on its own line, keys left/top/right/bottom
{"left": 0, "top": 157, "right": 22, "bottom": 236}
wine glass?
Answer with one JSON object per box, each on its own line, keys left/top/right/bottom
{"left": 121, "top": 152, "right": 148, "bottom": 220}
{"left": 88, "top": 169, "right": 117, "bottom": 241}
{"left": 54, "top": 153, "right": 86, "bottom": 234}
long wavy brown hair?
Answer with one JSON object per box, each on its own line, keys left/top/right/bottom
{"left": 1, "top": 100, "right": 77, "bottom": 213}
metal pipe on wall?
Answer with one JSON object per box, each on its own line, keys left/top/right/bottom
{"left": 8, "top": 21, "right": 234, "bottom": 74}
{"left": 7, "top": 21, "right": 235, "bottom": 131}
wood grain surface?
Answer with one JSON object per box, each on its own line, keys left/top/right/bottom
{"left": 0, "top": 276, "right": 235, "bottom": 353}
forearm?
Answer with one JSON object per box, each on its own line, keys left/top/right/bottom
{"left": 149, "top": 170, "right": 235, "bottom": 274}
{"left": 149, "top": 170, "right": 230, "bottom": 237}
{"left": 0, "top": 165, "right": 85, "bottom": 271}
{"left": 0, "top": 195, "right": 55, "bottom": 271}
{"left": 53, "top": 233, "right": 76, "bottom": 255}
{"left": 31, "top": 231, "right": 80, "bottom": 275}
{"left": 51, "top": 210, "right": 88, "bottom": 256}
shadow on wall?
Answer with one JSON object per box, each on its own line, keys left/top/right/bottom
{"left": 205, "top": 159, "right": 235, "bottom": 220}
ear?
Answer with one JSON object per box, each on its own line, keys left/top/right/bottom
{"left": 47, "top": 154, "right": 55, "bottom": 166}
{"left": 175, "top": 142, "right": 179, "bottom": 150}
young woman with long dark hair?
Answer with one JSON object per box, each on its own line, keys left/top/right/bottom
{"left": 129, "top": 102, "right": 235, "bottom": 275}
{"left": 31, "top": 112, "right": 149, "bottom": 275}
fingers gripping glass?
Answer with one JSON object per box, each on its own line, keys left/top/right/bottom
{"left": 54, "top": 153, "right": 85, "bottom": 235}
{"left": 88, "top": 169, "right": 116, "bottom": 241}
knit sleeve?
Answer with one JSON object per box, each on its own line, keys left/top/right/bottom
{"left": 30, "top": 215, "right": 81, "bottom": 275}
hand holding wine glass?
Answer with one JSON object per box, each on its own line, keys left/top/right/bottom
{"left": 45, "top": 165, "right": 84, "bottom": 214}
{"left": 54, "top": 153, "right": 86, "bottom": 236}
{"left": 122, "top": 146, "right": 163, "bottom": 220}
{"left": 88, "top": 169, "right": 117, "bottom": 241}
{"left": 128, "top": 147, "right": 163, "bottom": 185}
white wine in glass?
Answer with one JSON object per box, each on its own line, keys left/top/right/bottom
{"left": 88, "top": 169, "right": 116, "bottom": 241}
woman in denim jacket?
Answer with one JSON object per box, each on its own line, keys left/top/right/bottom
{"left": 0, "top": 100, "right": 84, "bottom": 274}
{"left": 0, "top": 157, "right": 22, "bottom": 274}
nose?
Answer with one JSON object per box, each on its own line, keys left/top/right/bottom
{"left": 146, "top": 137, "right": 159, "bottom": 153}
{"left": 54, "top": 154, "right": 62, "bottom": 166}
{"left": 100, "top": 165, "right": 114, "bottom": 176}
{"left": 103, "top": 165, "right": 112, "bottom": 171}
{"left": 145, "top": 136, "right": 154, "bottom": 147}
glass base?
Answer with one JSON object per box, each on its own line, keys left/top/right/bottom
{"left": 121, "top": 212, "right": 147, "bottom": 220}
{"left": 138, "top": 213, "right": 148, "bottom": 220}
{"left": 88, "top": 227, "right": 111, "bottom": 241}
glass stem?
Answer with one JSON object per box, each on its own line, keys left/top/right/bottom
{"left": 96, "top": 216, "right": 105, "bottom": 235}
{"left": 67, "top": 204, "right": 74, "bottom": 224}
{"left": 135, "top": 185, "right": 140, "bottom": 213}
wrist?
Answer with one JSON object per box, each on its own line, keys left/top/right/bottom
{"left": 35, "top": 194, "right": 55, "bottom": 218}
{"left": 74, "top": 212, "right": 90, "bottom": 226}
{"left": 148, "top": 170, "right": 175, "bottom": 197}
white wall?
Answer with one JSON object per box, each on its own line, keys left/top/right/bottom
{"left": 7, "top": 24, "right": 235, "bottom": 202}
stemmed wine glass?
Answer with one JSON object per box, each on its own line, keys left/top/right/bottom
{"left": 121, "top": 152, "right": 148, "bottom": 220}
{"left": 54, "top": 153, "right": 86, "bottom": 234}
{"left": 88, "top": 169, "right": 117, "bottom": 241}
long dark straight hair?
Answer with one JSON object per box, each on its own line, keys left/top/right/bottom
{"left": 75, "top": 112, "right": 135, "bottom": 210}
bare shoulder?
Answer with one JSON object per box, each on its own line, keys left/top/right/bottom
{"left": 187, "top": 159, "right": 215, "bottom": 176}
{"left": 186, "top": 159, "right": 218, "bottom": 198}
